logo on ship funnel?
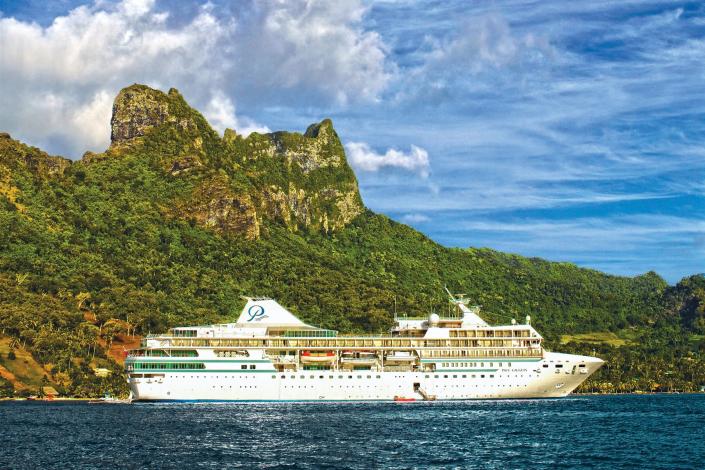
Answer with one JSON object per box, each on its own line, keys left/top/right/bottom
{"left": 247, "top": 305, "right": 267, "bottom": 322}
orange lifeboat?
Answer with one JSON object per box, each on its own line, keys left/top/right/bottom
{"left": 300, "top": 351, "right": 336, "bottom": 364}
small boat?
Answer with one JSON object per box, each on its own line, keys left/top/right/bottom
{"left": 394, "top": 396, "right": 416, "bottom": 402}
{"left": 300, "top": 351, "right": 336, "bottom": 364}
{"left": 385, "top": 352, "right": 416, "bottom": 364}
{"left": 340, "top": 351, "right": 377, "bottom": 366}
{"left": 89, "top": 393, "right": 132, "bottom": 404}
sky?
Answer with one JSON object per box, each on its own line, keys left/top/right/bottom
{"left": 0, "top": 0, "right": 703, "bottom": 283}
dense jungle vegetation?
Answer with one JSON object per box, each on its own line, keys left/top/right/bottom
{"left": 0, "top": 85, "right": 703, "bottom": 397}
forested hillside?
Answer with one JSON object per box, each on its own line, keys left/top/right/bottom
{"left": 0, "top": 85, "right": 703, "bottom": 397}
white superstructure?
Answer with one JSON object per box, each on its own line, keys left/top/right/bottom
{"left": 126, "top": 292, "right": 604, "bottom": 401}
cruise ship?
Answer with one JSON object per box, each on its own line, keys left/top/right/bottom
{"left": 126, "top": 291, "right": 604, "bottom": 401}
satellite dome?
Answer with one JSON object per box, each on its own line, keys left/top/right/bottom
{"left": 428, "top": 313, "right": 440, "bottom": 326}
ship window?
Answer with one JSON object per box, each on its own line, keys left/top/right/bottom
{"left": 555, "top": 364, "right": 563, "bottom": 368}
{"left": 443, "top": 375, "right": 448, "bottom": 378}
{"left": 481, "top": 374, "right": 485, "bottom": 378}
{"left": 272, "top": 375, "right": 276, "bottom": 379}
{"left": 290, "top": 375, "right": 295, "bottom": 379}
{"left": 462, "top": 375, "right": 467, "bottom": 378}
{"left": 508, "top": 363, "right": 511, "bottom": 367}
{"left": 425, "top": 375, "right": 430, "bottom": 379}
{"left": 376, "top": 375, "right": 381, "bottom": 379}
{"left": 472, "top": 375, "right": 476, "bottom": 378}
{"left": 250, "top": 365, "right": 256, "bottom": 370}
{"left": 453, "top": 375, "right": 457, "bottom": 378}
{"left": 241, "top": 365, "right": 247, "bottom": 370}
{"left": 543, "top": 364, "right": 549, "bottom": 368}
{"left": 579, "top": 364, "right": 586, "bottom": 368}
{"left": 490, "top": 375, "right": 494, "bottom": 378}
{"left": 434, "top": 375, "right": 439, "bottom": 378}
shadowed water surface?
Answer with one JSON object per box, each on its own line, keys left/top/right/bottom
{"left": 1, "top": 394, "right": 704, "bottom": 469}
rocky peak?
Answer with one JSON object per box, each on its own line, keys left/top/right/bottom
{"left": 110, "top": 84, "right": 172, "bottom": 143}
{"left": 304, "top": 118, "right": 336, "bottom": 140}
{"left": 103, "top": 84, "right": 364, "bottom": 237}
{"left": 109, "top": 84, "right": 213, "bottom": 153}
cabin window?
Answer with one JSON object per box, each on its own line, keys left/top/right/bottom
{"left": 249, "top": 365, "right": 256, "bottom": 370}
{"left": 173, "top": 329, "right": 197, "bottom": 338}
{"left": 170, "top": 350, "right": 199, "bottom": 357}
{"left": 241, "top": 365, "right": 247, "bottom": 370}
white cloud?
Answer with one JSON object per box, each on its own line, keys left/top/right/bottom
{"left": 203, "top": 91, "right": 270, "bottom": 137}
{"left": 231, "top": 1, "right": 392, "bottom": 106}
{"left": 400, "top": 213, "right": 430, "bottom": 224}
{"left": 424, "top": 14, "right": 554, "bottom": 71}
{"left": 345, "top": 142, "right": 430, "bottom": 177}
{"left": 0, "top": 0, "right": 391, "bottom": 157}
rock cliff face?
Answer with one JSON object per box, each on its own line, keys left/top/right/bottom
{"left": 0, "top": 84, "right": 363, "bottom": 239}
{"left": 177, "top": 175, "right": 260, "bottom": 240}
{"left": 103, "top": 84, "right": 364, "bottom": 237}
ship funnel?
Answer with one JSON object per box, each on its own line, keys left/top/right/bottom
{"left": 236, "top": 298, "right": 309, "bottom": 327}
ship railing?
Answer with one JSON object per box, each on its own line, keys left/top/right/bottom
{"left": 270, "top": 356, "right": 298, "bottom": 364}
{"left": 165, "top": 337, "right": 541, "bottom": 348}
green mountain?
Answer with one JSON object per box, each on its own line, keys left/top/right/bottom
{"left": 0, "top": 84, "right": 703, "bottom": 397}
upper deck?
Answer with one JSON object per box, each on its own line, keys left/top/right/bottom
{"left": 134, "top": 295, "right": 544, "bottom": 360}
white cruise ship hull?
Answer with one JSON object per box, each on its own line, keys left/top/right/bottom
{"left": 129, "top": 352, "right": 603, "bottom": 402}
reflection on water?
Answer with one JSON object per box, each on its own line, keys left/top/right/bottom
{"left": 1, "top": 395, "right": 704, "bottom": 469}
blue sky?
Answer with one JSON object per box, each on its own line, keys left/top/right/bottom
{"left": 1, "top": 0, "right": 703, "bottom": 283}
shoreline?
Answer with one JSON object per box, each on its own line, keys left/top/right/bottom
{"left": 2, "top": 391, "right": 703, "bottom": 402}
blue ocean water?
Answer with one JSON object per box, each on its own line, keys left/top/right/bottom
{"left": 1, "top": 394, "right": 704, "bottom": 469}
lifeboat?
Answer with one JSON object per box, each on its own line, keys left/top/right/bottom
{"left": 300, "top": 351, "right": 336, "bottom": 364}
{"left": 384, "top": 351, "right": 417, "bottom": 364}
{"left": 340, "top": 350, "right": 377, "bottom": 366}
{"left": 393, "top": 396, "right": 416, "bottom": 402}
